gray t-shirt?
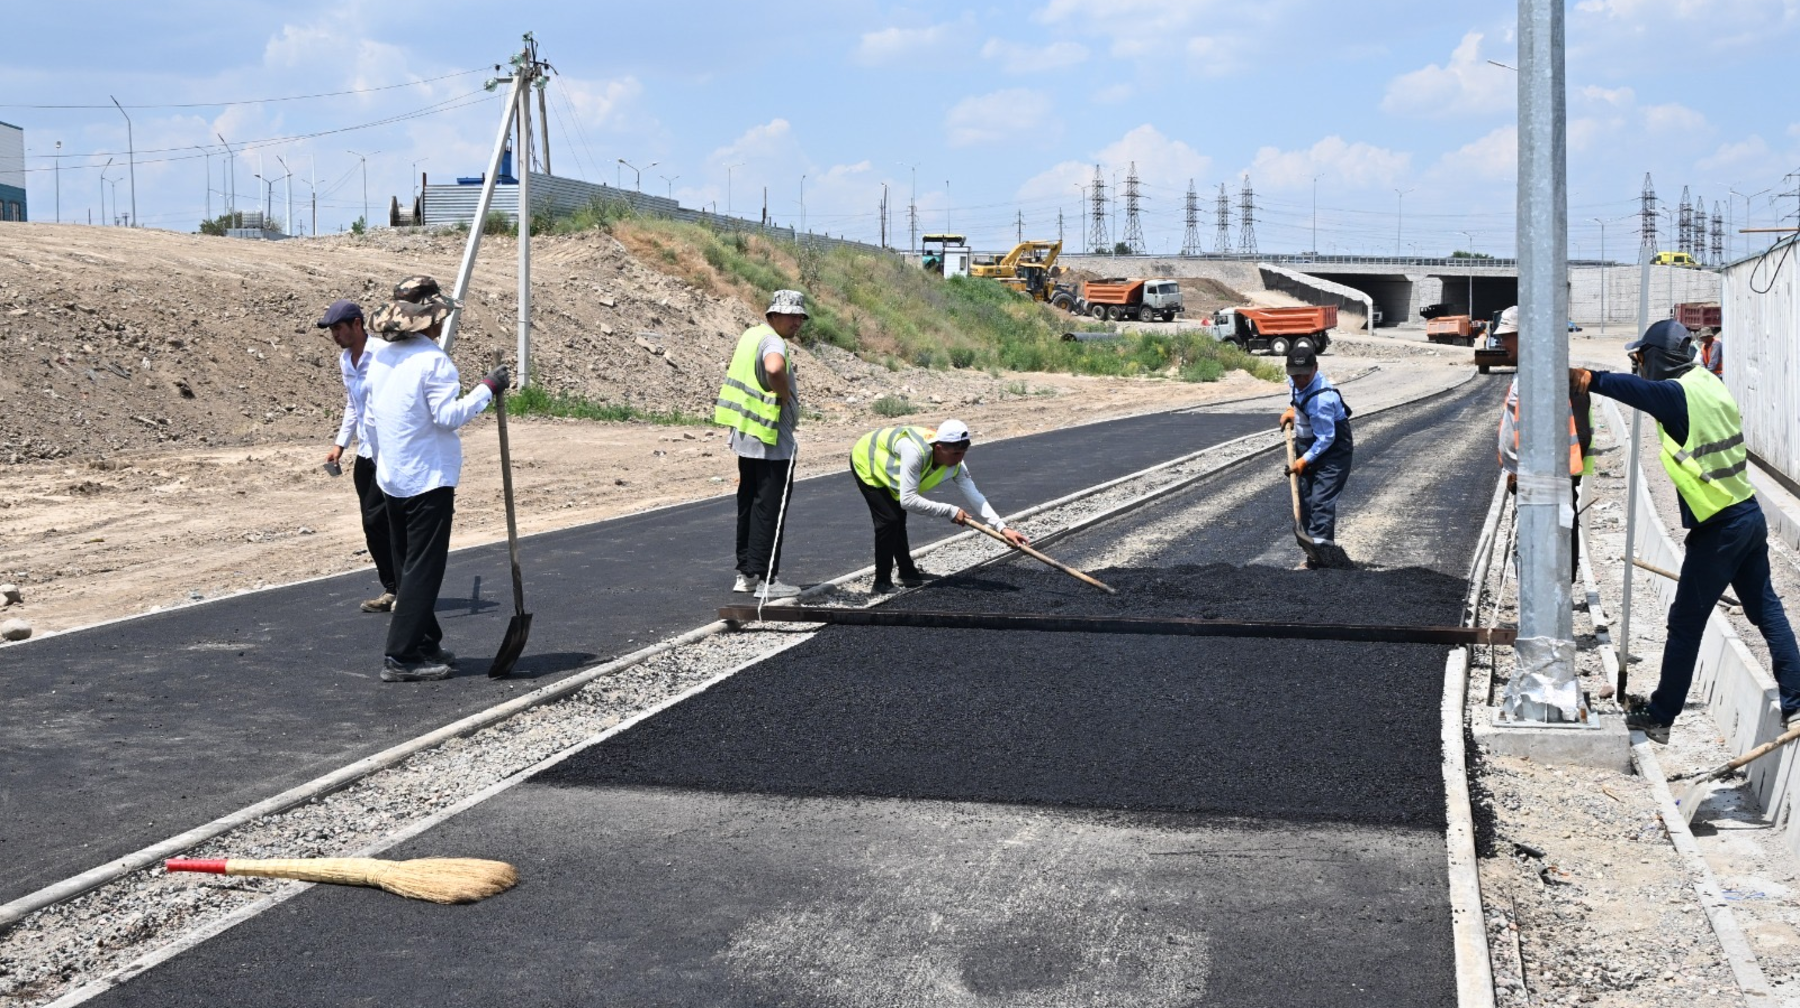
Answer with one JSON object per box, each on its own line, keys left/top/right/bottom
{"left": 728, "top": 327, "right": 798, "bottom": 461}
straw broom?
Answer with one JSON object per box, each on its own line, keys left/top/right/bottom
{"left": 165, "top": 857, "right": 518, "bottom": 904}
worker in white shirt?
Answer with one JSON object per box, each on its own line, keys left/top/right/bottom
{"left": 365, "top": 276, "right": 508, "bottom": 683}
{"left": 317, "top": 298, "right": 398, "bottom": 613}
{"left": 850, "top": 420, "right": 1029, "bottom": 593}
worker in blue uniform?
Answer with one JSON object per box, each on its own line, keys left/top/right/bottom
{"left": 1279, "top": 349, "right": 1353, "bottom": 569}
{"left": 1573, "top": 319, "right": 1800, "bottom": 743}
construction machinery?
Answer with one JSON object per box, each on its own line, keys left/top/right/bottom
{"left": 921, "top": 234, "right": 971, "bottom": 278}
{"left": 1207, "top": 305, "right": 1336, "bottom": 355}
{"left": 1474, "top": 308, "right": 1516, "bottom": 374}
{"left": 969, "top": 239, "right": 1063, "bottom": 302}
{"left": 1075, "top": 278, "right": 1184, "bottom": 322}
{"left": 1425, "top": 315, "right": 1486, "bottom": 347}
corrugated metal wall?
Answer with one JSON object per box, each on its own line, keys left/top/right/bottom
{"left": 1721, "top": 237, "right": 1800, "bottom": 486}
{"left": 421, "top": 173, "right": 884, "bottom": 256}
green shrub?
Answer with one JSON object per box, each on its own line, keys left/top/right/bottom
{"left": 481, "top": 211, "right": 513, "bottom": 235}
{"left": 506, "top": 385, "right": 701, "bottom": 425}
{"left": 871, "top": 395, "right": 917, "bottom": 417}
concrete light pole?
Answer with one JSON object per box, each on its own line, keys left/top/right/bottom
{"left": 1729, "top": 187, "right": 1770, "bottom": 259}
{"left": 110, "top": 97, "right": 135, "bottom": 227}
{"left": 54, "top": 140, "right": 61, "bottom": 223}
{"left": 98, "top": 159, "right": 113, "bottom": 226}
{"left": 1460, "top": 230, "right": 1476, "bottom": 315}
{"left": 660, "top": 174, "right": 679, "bottom": 198}
{"left": 726, "top": 162, "right": 744, "bottom": 214}
{"left": 346, "top": 150, "right": 379, "bottom": 227}
{"left": 617, "top": 159, "right": 655, "bottom": 192}
{"left": 217, "top": 134, "right": 234, "bottom": 220}
{"left": 277, "top": 155, "right": 294, "bottom": 235}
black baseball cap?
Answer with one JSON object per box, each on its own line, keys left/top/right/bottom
{"left": 315, "top": 299, "right": 364, "bottom": 328}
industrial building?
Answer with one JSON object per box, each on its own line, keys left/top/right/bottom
{"left": 0, "top": 120, "right": 27, "bottom": 221}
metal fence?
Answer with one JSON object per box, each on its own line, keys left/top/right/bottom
{"left": 421, "top": 173, "right": 887, "bottom": 257}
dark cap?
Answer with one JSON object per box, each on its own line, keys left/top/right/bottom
{"left": 1285, "top": 350, "right": 1318, "bottom": 373}
{"left": 315, "top": 299, "right": 364, "bottom": 328}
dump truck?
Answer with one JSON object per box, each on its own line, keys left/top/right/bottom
{"left": 1076, "top": 278, "right": 1184, "bottom": 322}
{"left": 1672, "top": 302, "right": 1722, "bottom": 330}
{"left": 1474, "top": 308, "right": 1515, "bottom": 373}
{"left": 1425, "top": 315, "right": 1485, "bottom": 347}
{"left": 1208, "top": 305, "right": 1335, "bottom": 355}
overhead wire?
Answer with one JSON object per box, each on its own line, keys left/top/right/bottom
{"left": 1, "top": 68, "right": 491, "bottom": 110}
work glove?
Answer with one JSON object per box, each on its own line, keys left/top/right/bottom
{"left": 1279, "top": 406, "right": 1296, "bottom": 430}
{"left": 1568, "top": 367, "right": 1592, "bottom": 397}
{"left": 1507, "top": 472, "right": 1518, "bottom": 495}
{"left": 481, "top": 365, "right": 511, "bottom": 395}
{"left": 1285, "top": 457, "right": 1309, "bottom": 477}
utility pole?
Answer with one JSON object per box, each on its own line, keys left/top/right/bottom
{"left": 524, "top": 32, "right": 552, "bottom": 177}
{"left": 1393, "top": 187, "right": 1414, "bottom": 257}
{"left": 1460, "top": 230, "right": 1476, "bottom": 315}
{"left": 194, "top": 145, "right": 210, "bottom": 223}
{"left": 98, "top": 159, "right": 112, "bottom": 227}
{"left": 54, "top": 140, "right": 61, "bottom": 223}
{"left": 1311, "top": 174, "right": 1324, "bottom": 254}
{"left": 277, "top": 155, "right": 293, "bottom": 235}
{"left": 880, "top": 184, "right": 888, "bottom": 247}
{"left": 517, "top": 61, "right": 534, "bottom": 389}
{"left": 1506, "top": 0, "right": 1577, "bottom": 723}
{"left": 1592, "top": 217, "right": 1606, "bottom": 331}
{"left": 110, "top": 97, "right": 135, "bottom": 227}
{"left": 311, "top": 153, "right": 318, "bottom": 237}
{"left": 218, "top": 134, "right": 234, "bottom": 222}
{"left": 1057, "top": 208, "right": 1063, "bottom": 245}
{"left": 1016, "top": 209, "right": 1023, "bottom": 244}
{"left": 347, "top": 149, "right": 379, "bottom": 226}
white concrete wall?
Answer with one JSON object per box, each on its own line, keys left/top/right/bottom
{"left": 1567, "top": 264, "right": 1720, "bottom": 327}
{"left": 0, "top": 123, "right": 23, "bottom": 190}
{"left": 1721, "top": 240, "right": 1800, "bottom": 489}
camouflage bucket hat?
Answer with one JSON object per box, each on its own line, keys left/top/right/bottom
{"left": 370, "top": 275, "right": 460, "bottom": 339}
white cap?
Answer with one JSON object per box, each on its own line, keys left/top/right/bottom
{"left": 930, "top": 419, "right": 972, "bottom": 445}
{"left": 766, "top": 289, "right": 809, "bottom": 317}
{"left": 1493, "top": 305, "right": 1520, "bottom": 335}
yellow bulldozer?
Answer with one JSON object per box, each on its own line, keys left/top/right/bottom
{"left": 969, "top": 240, "right": 1065, "bottom": 303}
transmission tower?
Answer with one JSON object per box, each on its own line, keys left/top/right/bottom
{"left": 1639, "top": 173, "right": 1658, "bottom": 250}
{"left": 1237, "top": 176, "right": 1258, "bottom": 256}
{"left": 1120, "top": 162, "right": 1146, "bottom": 253}
{"left": 1087, "top": 165, "right": 1108, "bottom": 253}
{"left": 1214, "top": 183, "right": 1232, "bottom": 254}
{"left": 1181, "top": 179, "right": 1202, "bottom": 256}
{"left": 1057, "top": 209, "right": 1064, "bottom": 245}
{"left": 1670, "top": 187, "right": 1684, "bottom": 255}
{"left": 1016, "top": 209, "right": 1024, "bottom": 244}
{"left": 1710, "top": 202, "right": 1724, "bottom": 265}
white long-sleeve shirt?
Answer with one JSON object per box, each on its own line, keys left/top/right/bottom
{"left": 333, "top": 346, "right": 375, "bottom": 459}
{"left": 365, "top": 337, "right": 493, "bottom": 499}
{"left": 893, "top": 437, "right": 1005, "bottom": 530}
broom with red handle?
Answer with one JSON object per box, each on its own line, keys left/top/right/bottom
{"left": 165, "top": 856, "right": 518, "bottom": 904}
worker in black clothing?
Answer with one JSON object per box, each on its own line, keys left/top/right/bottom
{"left": 1573, "top": 319, "right": 1800, "bottom": 742}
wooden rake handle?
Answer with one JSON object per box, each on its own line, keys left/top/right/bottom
{"left": 962, "top": 517, "right": 1117, "bottom": 595}
{"left": 1675, "top": 724, "right": 1800, "bottom": 783}
{"left": 1283, "top": 423, "right": 1304, "bottom": 525}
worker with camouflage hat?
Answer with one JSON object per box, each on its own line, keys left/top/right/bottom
{"left": 364, "top": 275, "right": 509, "bottom": 683}
{"left": 851, "top": 419, "right": 1029, "bottom": 594}
{"left": 715, "top": 289, "right": 807, "bottom": 601}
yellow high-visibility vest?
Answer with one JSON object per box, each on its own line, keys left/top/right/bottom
{"left": 1658, "top": 368, "right": 1754, "bottom": 522}
{"left": 853, "top": 425, "right": 958, "bottom": 498}
{"left": 714, "top": 324, "right": 785, "bottom": 445}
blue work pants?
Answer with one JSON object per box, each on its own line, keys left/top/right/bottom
{"left": 1297, "top": 424, "right": 1354, "bottom": 543}
{"left": 1648, "top": 503, "right": 1800, "bottom": 724}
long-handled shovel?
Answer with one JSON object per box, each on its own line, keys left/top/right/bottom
{"left": 962, "top": 517, "right": 1117, "bottom": 594}
{"left": 488, "top": 352, "right": 531, "bottom": 679}
{"left": 1670, "top": 724, "right": 1800, "bottom": 824}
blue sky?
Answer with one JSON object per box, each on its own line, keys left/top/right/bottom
{"left": 6, "top": 0, "right": 1797, "bottom": 259}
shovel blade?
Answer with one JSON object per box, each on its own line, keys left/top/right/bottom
{"left": 1678, "top": 776, "right": 1711, "bottom": 825}
{"left": 489, "top": 612, "right": 533, "bottom": 679}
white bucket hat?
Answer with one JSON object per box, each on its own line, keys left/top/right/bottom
{"left": 930, "top": 419, "right": 972, "bottom": 445}
{"left": 766, "top": 289, "right": 809, "bottom": 317}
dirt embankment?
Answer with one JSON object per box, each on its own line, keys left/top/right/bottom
{"left": 0, "top": 224, "right": 1280, "bottom": 634}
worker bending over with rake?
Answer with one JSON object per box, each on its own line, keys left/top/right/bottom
{"left": 851, "top": 420, "right": 1029, "bottom": 594}
{"left": 1574, "top": 319, "right": 1800, "bottom": 743}
{"left": 1280, "top": 350, "right": 1354, "bottom": 569}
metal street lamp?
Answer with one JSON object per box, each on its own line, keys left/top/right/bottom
{"left": 98, "top": 158, "right": 114, "bottom": 226}
{"left": 1591, "top": 217, "right": 1606, "bottom": 331}
{"left": 411, "top": 158, "right": 429, "bottom": 202}
{"left": 276, "top": 155, "right": 295, "bottom": 235}
{"left": 617, "top": 158, "right": 655, "bottom": 192}
{"left": 194, "top": 145, "right": 211, "bottom": 222}
{"left": 660, "top": 174, "right": 679, "bottom": 199}
{"left": 1311, "top": 174, "right": 1324, "bottom": 254}
{"left": 1394, "top": 187, "right": 1415, "bottom": 257}
{"left": 1460, "top": 230, "right": 1476, "bottom": 316}
{"left": 54, "top": 140, "right": 61, "bottom": 223}
{"left": 726, "top": 162, "right": 744, "bottom": 214}
{"left": 799, "top": 174, "right": 806, "bottom": 233}
{"left": 346, "top": 149, "right": 380, "bottom": 227}
{"left": 110, "top": 96, "right": 135, "bottom": 227}
{"left": 897, "top": 161, "right": 920, "bottom": 252}
{"left": 1729, "top": 187, "right": 1771, "bottom": 259}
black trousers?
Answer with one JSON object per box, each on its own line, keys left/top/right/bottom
{"left": 735, "top": 456, "right": 793, "bottom": 579}
{"left": 352, "top": 455, "right": 397, "bottom": 593}
{"left": 1296, "top": 423, "right": 1354, "bottom": 543}
{"left": 383, "top": 486, "right": 454, "bottom": 663}
{"left": 854, "top": 472, "right": 921, "bottom": 582}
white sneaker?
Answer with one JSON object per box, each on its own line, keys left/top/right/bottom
{"left": 733, "top": 573, "right": 760, "bottom": 593}
{"left": 753, "top": 578, "right": 802, "bottom": 600}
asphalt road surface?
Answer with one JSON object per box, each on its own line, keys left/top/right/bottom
{"left": 1, "top": 409, "right": 1265, "bottom": 905}
{"left": 84, "top": 378, "right": 1507, "bottom": 1006}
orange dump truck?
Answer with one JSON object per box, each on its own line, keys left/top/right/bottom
{"left": 1208, "top": 305, "right": 1337, "bottom": 355}
{"left": 1425, "top": 315, "right": 1484, "bottom": 347}
{"left": 1078, "top": 279, "right": 1185, "bottom": 322}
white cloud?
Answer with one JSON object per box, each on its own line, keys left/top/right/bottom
{"left": 1579, "top": 85, "right": 1634, "bottom": 107}
{"left": 855, "top": 23, "right": 956, "bottom": 66}
{"left": 560, "top": 76, "right": 643, "bottom": 132}
{"left": 980, "top": 38, "right": 1089, "bottom": 73}
{"left": 710, "top": 119, "right": 798, "bottom": 165}
{"left": 945, "top": 89, "right": 1055, "bottom": 147}
{"left": 1093, "top": 83, "right": 1134, "bottom": 104}
{"left": 1643, "top": 102, "right": 1707, "bottom": 134}
{"left": 1430, "top": 126, "right": 1517, "bottom": 182}
{"left": 1382, "top": 31, "right": 1514, "bottom": 118}
{"left": 1697, "top": 135, "right": 1774, "bottom": 173}
{"left": 1247, "top": 136, "right": 1410, "bottom": 190}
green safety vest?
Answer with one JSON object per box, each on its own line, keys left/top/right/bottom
{"left": 713, "top": 324, "right": 786, "bottom": 445}
{"left": 1658, "top": 368, "right": 1754, "bottom": 523}
{"left": 853, "top": 426, "right": 959, "bottom": 498}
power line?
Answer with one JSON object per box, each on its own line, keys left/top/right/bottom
{"left": 2, "top": 68, "right": 490, "bottom": 110}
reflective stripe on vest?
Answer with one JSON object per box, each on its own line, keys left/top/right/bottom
{"left": 1498, "top": 381, "right": 1584, "bottom": 476}
{"left": 713, "top": 324, "right": 784, "bottom": 445}
{"left": 1657, "top": 368, "right": 1754, "bottom": 523}
{"left": 852, "top": 425, "right": 958, "bottom": 498}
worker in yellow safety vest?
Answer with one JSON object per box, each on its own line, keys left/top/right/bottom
{"left": 715, "top": 289, "right": 807, "bottom": 601}
{"left": 1497, "top": 364, "right": 1594, "bottom": 581}
{"left": 1573, "top": 319, "right": 1800, "bottom": 744}
{"left": 850, "top": 419, "right": 1030, "bottom": 593}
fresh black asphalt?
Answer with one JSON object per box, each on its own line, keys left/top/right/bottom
{"left": 0, "top": 409, "right": 1265, "bottom": 904}
{"left": 85, "top": 378, "right": 1506, "bottom": 1006}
